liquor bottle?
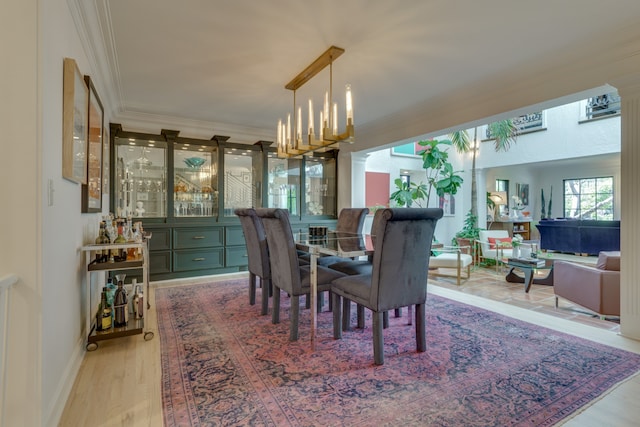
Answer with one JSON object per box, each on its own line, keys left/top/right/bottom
{"left": 94, "top": 221, "right": 110, "bottom": 263}
{"left": 113, "top": 277, "right": 128, "bottom": 327}
{"left": 105, "top": 277, "right": 116, "bottom": 308}
{"left": 114, "top": 219, "right": 127, "bottom": 261}
{"left": 100, "top": 288, "right": 112, "bottom": 330}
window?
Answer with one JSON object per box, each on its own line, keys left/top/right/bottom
{"left": 585, "top": 92, "right": 620, "bottom": 120}
{"left": 563, "top": 177, "right": 613, "bottom": 220}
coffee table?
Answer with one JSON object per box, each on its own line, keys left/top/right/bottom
{"left": 505, "top": 258, "right": 554, "bottom": 293}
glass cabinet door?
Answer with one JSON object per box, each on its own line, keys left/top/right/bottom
{"left": 304, "top": 156, "right": 337, "bottom": 217}
{"left": 267, "top": 153, "right": 301, "bottom": 214}
{"left": 114, "top": 137, "right": 167, "bottom": 218}
{"left": 173, "top": 143, "right": 218, "bottom": 217}
{"left": 223, "top": 147, "right": 262, "bottom": 217}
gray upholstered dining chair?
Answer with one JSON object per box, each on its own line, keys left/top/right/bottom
{"left": 300, "top": 207, "right": 369, "bottom": 266}
{"left": 234, "top": 208, "right": 271, "bottom": 315}
{"left": 256, "top": 208, "right": 346, "bottom": 341}
{"left": 331, "top": 208, "right": 443, "bottom": 365}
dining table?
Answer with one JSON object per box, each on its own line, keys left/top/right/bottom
{"left": 295, "top": 231, "right": 374, "bottom": 349}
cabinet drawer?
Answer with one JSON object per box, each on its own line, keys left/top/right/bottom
{"left": 149, "top": 251, "right": 171, "bottom": 274}
{"left": 173, "top": 227, "right": 223, "bottom": 249}
{"left": 225, "top": 226, "right": 246, "bottom": 246}
{"left": 173, "top": 248, "right": 224, "bottom": 272}
{"left": 225, "top": 246, "right": 248, "bottom": 267}
{"left": 146, "top": 227, "right": 171, "bottom": 251}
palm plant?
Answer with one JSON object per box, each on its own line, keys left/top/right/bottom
{"left": 449, "top": 120, "right": 518, "bottom": 219}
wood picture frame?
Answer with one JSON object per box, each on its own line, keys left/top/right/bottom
{"left": 102, "top": 125, "right": 110, "bottom": 195}
{"left": 82, "top": 76, "right": 104, "bottom": 212}
{"left": 62, "top": 58, "right": 89, "bottom": 184}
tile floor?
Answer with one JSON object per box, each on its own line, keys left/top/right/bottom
{"left": 427, "top": 257, "right": 620, "bottom": 333}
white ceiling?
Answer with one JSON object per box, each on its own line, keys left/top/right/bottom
{"left": 93, "top": 0, "right": 640, "bottom": 145}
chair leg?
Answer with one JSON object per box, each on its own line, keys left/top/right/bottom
{"left": 272, "top": 287, "right": 281, "bottom": 324}
{"left": 555, "top": 296, "right": 559, "bottom": 308}
{"left": 357, "top": 304, "right": 365, "bottom": 329}
{"left": 328, "top": 291, "right": 333, "bottom": 312}
{"left": 383, "top": 311, "right": 389, "bottom": 329}
{"left": 406, "top": 305, "right": 413, "bottom": 325}
{"left": 372, "top": 311, "right": 384, "bottom": 365}
{"left": 305, "top": 294, "right": 311, "bottom": 309}
{"left": 416, "top": 303, "right": 426, "bottom": 352}
{"left": 342, "top": 299, "right": 352, "bottom": 331}
{"left": 317, "top": 292, "right": 324, "bottom": 312}
{"left": 394, "top": 308, "right": 401, "bottom": 317}
{"left": 260, "top": 278, "right": 270, "bottom": 316}
{"left": 290, "top": 295, "right": 300, "bottom": 341}
{"left": 332, "top": 293, "right": 342, "bottom": 339}
{"left": 249, "top": 272, "right": 256, "bottom": 305}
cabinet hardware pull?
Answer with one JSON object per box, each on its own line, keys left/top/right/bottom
{"left": 193, "top": 257, "right": 206, "bottom": 261}
{"left": 192, "top": 236, "right": 206, "bottom": 239}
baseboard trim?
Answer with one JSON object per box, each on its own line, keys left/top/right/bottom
{"left": 44, "top": 335, "right": 85, "bottom": 427}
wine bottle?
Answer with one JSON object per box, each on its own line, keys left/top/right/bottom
{"left": 113, "top": 279, "right": 128, "bottom": 327}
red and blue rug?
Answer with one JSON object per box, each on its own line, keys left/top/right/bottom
{"left": 156, "top": 279, "right": 640, "bottom": 426}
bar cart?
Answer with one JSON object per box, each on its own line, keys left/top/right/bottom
{"left": 81, "top": 237, "right": 154, "bottom": 351}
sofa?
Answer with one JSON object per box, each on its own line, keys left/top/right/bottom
{"left": 535, "top": 219, "right": 620, "bottom": 255}
{"left": 553, "top": 251, "right": 620, "bottom": 316}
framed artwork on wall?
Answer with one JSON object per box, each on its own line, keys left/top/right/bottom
{"left": 439, "top": 193, "right": 456, "bottom": 216}
{"left": 516, "top": 183, "right": 529, "bottom": 205}
{"left": 62, "top": 57, "right": 89, "bottom": 184}
{"left": 82, "top": 76, "right": 104, "bottom": 213}
{"left": 390, "top": 142, "right": 422, "bottom": 158}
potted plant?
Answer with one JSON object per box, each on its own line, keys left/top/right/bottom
{"left": 389, "top": 179, "right": 428, "bottom": 207}
{"left": 511, "top": 234, "right": 524, "bottom": 257}
{"left": 452, "top": 210, "right": 481, "bottom": 257}
{"left": 389, "top": 139, "right": 463, "bottom": 208}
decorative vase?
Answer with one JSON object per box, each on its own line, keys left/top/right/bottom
{"left": 512, "top": 246, "right": 520, "bottom": 258}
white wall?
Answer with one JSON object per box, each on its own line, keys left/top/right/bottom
{"left": 478, "top": 103, "right": 621, "bottom": 224}
{"left": 363, "top": 100, "right": 622, "bottom": 245}
{"left": 364, "top": 144, "right": 468, "bottom": 244}
{"left": 39, "top": 0, "right": 112, "bottom": 424}
{"left": 1, "top": 1, "right": 41, "bottom": 425}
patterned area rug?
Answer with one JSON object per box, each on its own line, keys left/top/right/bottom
{"left": 156, "top": 279, "right": 640, "bottom": 426}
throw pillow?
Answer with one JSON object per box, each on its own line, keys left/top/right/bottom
{"left": 488, "top": 237, "right": 512, "bottom": 249}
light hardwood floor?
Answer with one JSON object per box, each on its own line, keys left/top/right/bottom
{"left": 58, "top": 270, "right": 640, "bottom": 426}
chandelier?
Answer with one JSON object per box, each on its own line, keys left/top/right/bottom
{"left": 276, "top": 46, "right": 354, "bottom": 158}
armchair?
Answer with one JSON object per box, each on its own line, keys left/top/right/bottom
{"left": 554, "top": 251, "right": 620, "bottom": 317}
{"left": 476, "top": 230, "right": 513, "bottom": 269}
{"left": 428, "top": 246, "right": 473, "bottom": 286}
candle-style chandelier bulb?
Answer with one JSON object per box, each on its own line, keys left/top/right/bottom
{"left": 276, "top": 46, "right": 355, "bottom": 158}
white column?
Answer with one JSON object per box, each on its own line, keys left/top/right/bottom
{"left": 617, "top": 76, "right": 640, "bottom": 339}
{"left": 351, "top": 152, "right": 368, "bottom": 208}
{"left": 476, "top": 168, "right": 487, "bottom": 229}
{"left": 336, "top": 150, "right": 368, "bottom": 210}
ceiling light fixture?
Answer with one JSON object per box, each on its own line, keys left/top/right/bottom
{"left": 277, "top": 46, "right": 354, "bottom": 158}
